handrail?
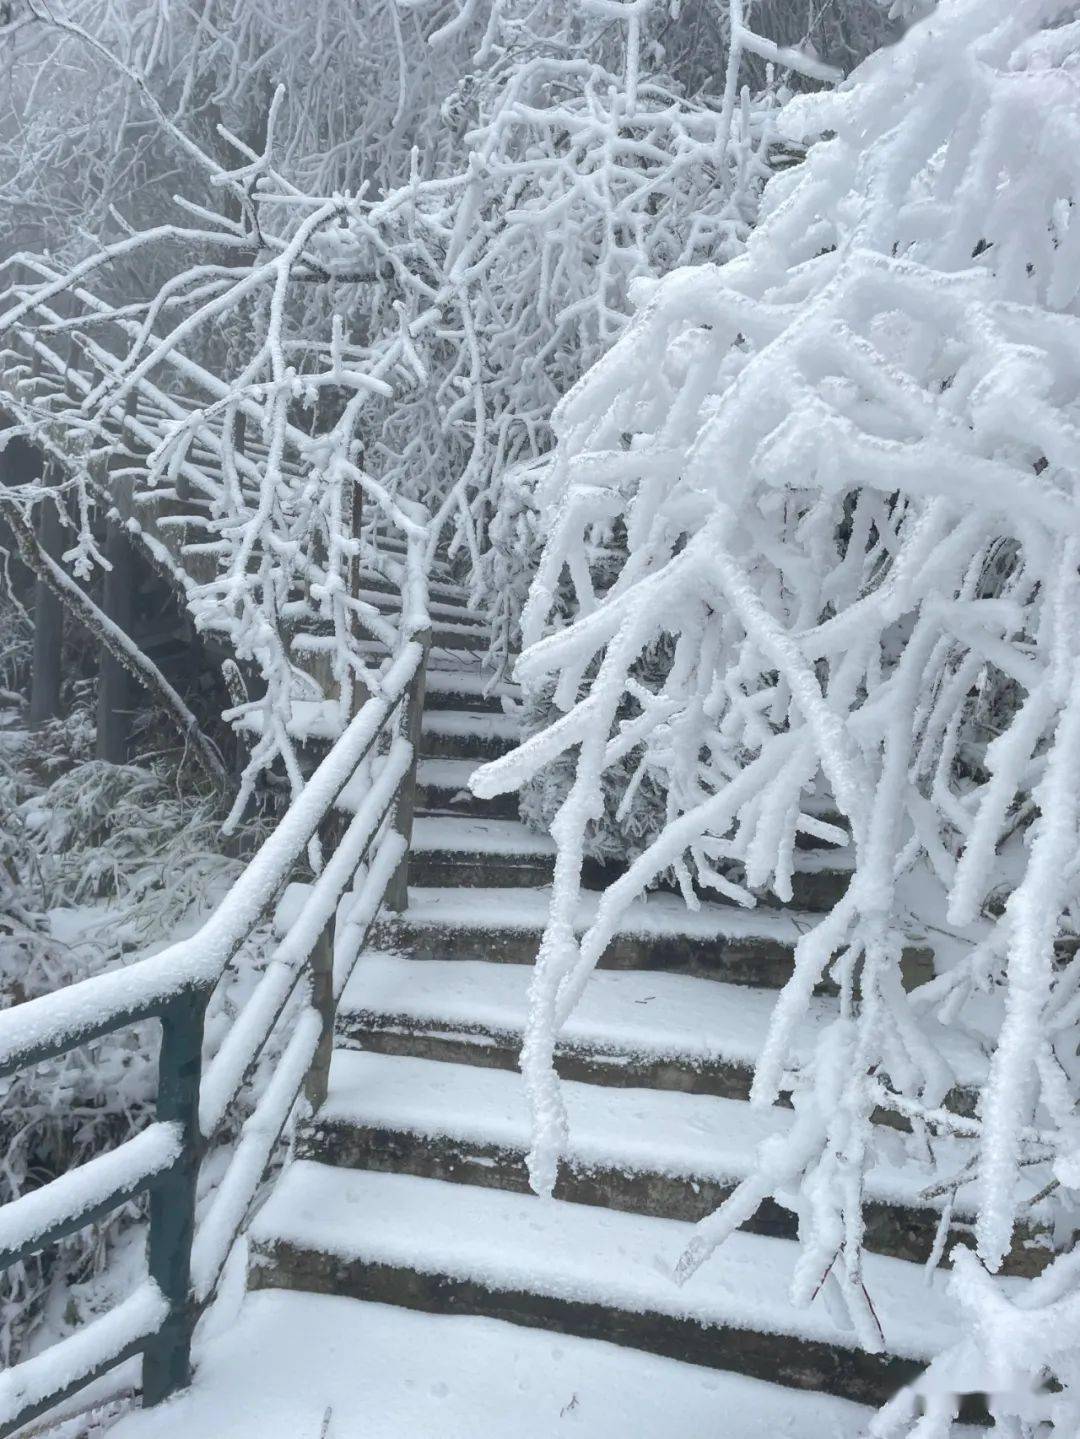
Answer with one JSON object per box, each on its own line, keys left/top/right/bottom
{"left": 0, "top": 624, "right": 431, "bottom": 1435}
{"left": 0, "top": 292, "right": 435, "bottom": 1433}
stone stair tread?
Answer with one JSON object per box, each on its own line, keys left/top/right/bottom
{"left": 348, "top": 642, "right": 482, "bottom": 670}
{"left": 336, "top": 952, "right": 988, "bottom": 1093}
{"left": 237, "top": 683, "right": 516, "bottom": 752}
{"left": 420, "top": 709, "right": 521, "bottom": 741}
{"left": 424, "top": 669, "right": 520, "bottom": 701}
{"left": 411, "top": 816, "right": 555, "bottom": 857}
{"left": 315, "top": 1049, "right": 977, "bottom": 1215}
{"left": 248, "top": 1163, "right": 962, "bottom": 1364}
{"left": 386, "top": 884, "right": 817, "bottom": 946}
{"left": 104, "top": 1289, "right": 880, "bottom": 1439}
{"left": 353, "top": 587, "right": 488, "bottom": 625}
{"left": 416, "top": 756, "right": 483, "bottom": 791}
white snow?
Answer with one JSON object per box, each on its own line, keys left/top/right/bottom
{"left": 424, "top": 669, "right": 520, "bottom": 701}
{"left": 417, "top": 755, "right": 484, "bottom": 792}
{"left": 235, "top": 700, "right": 343, "bottom": 743}
{"left": 391, "top": 883, "right": 831, "bottom": 944}
{"left": 107, "top": 1290, "right": 879, "bottom": 1438}
{"left": 339, "top": 951, "right": 989, "bottom": 1090}
{"left": 411, "top": 816, "right": 556, "bottom": 856}
{"left": 420, "top": 709, "right": 521, "bottom": 741}
{"left": 0, "top": 1123, "right": 181, "bottom": 1262}
{"left": 0, "top": 1282, "right": 167, "bottom": 1432}
{"left": 248, "top": 1163, "right": 964, "bottom": 1361}
{"left": 318, "top": 1049, "right": 989, "bottom": 1214}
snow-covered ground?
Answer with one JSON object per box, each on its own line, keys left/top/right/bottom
{"left": 108, "top": 1290, "right": 876, "bottom": 1439}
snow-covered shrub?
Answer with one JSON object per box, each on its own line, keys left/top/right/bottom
{"left": 474, "top": 1, "right": 1080, "bottom": 1428}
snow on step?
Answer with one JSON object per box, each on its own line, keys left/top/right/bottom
{"left": 411, "top": 816, "right": 555, "bottom": 857}
{"left": 249, "top": 1164, "right": 961, "bottom": 1363}
{"left": 420, "top": 709, "right": 520, "bottom": 741}
{"left": 396, "top": 884, "right": 807, "bottom": 944}
{"left": 337, "top": 952, "right": 989, "bottom": 1096}
{"left": 416, "top": 756, "right": 481, "bottom": 792}
{"left": 349, "top": 640, "right": 479, "bottom": 670}
{"left": 316, "top": 1049, "right": 969, "bottom": 1213}
{"left": 352, "top": 587, "right": 489, "bottom": 626}
{"left": 108, "top": 1289, "right": 878, "bottom": 1439}
{"left": 424, "top": 668, "right": 520, "bottom": 702}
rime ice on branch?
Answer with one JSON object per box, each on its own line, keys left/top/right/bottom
{"left": 473, "top": 2, "right": 1080, "bottom": 1427}
{"left": 2, "top": 0, "right": 825, "bottom": 816}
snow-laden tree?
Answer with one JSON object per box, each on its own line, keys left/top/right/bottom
{"left": 0, "top": 0, "right": 483, "bottom": 268}
{"left": 473, "top": 1, "right": 1080, "bottom": 1429}
{"left": 3, "top": 0, "right": 862, "bottom": 818}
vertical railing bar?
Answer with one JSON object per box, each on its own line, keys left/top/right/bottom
{"left": 304, "top": 866, "right": 336, "bottom": 1112}
{"left": 385, "top": 627, "right": 432, "bottom": 913}
{"left": 142, "top": 989, "right": 206, "bottom": 1408}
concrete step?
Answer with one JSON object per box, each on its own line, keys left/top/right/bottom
{"left": 416, "top": 758, "right": 519, "bottom": 821}
{"left": 368, "top": 886, "right": 933, "bottom": 989}
{"left": 101, "top": 1288, "right": 883, "bottom": 1439}
{"left": 424, "top": 668, "right": 520, "bottom": 714}
{"left": 248, "top": 1163, "right": 966, "bottom": 1410}
{"left": 300, "top": 1051, "right": 1047, "bottom": 1272}
{"left": 353, "top": 585, "right": 488, "bottom": 627}
{"left": 409, "top": 817, "right": 555, "bottom": 889}
{"left": 420, "top": 709, "right": 520, "bottom": 762}
{"left": 335, "top": 953, "right": 985, "bottom": 1110}
{"left": 408, "top": 840, "right": 854, "bottom": 911}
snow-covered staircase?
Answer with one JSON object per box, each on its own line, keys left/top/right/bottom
{"left": 243, "top": 663, "right": 1013, "bottom": 1417}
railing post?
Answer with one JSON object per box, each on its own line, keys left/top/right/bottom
{"left": 304, "top": 916, "right": 335, "bottom": 1113}
{"left": 143, "top": 990, "right": 206, "bottom": 1408}
{"left": 385, "top": 627, "right": 432, "bottom": 913}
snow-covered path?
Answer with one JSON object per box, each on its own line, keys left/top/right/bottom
{"left": 109, "top": 1290, "right": 875, "bottom": 1439}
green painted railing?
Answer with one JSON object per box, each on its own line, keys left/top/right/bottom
{"left": 0, "top": 610, "right": 431, "bottom": 1436}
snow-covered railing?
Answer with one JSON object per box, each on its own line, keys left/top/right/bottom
{"left": 0, "top": 546, "right": 431, "bottom": 1435}
{"left": 1, "top": 256, "right": 428, "bottom": 821}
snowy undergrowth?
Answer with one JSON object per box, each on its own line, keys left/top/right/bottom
{"left": 0, "top": 689, "right": 275, "bottom": 1373}
{"left": 474, "top": 1, "right": 1080, "bottom": 1431}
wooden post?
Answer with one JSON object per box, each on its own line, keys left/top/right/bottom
{"left": 95, "top": 520, "right": 135, "bottom": 763}
{"left": 143, "top": 991, "right": 206, "bottom": 1407}
{"left": 385, "top": 628, "right": 432, "bottom": 913}
{"left": 29, "top": 481, "right": 64, "bottom": 724}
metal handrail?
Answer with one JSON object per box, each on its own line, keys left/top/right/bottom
{"left": 0, "top": 627, "right": 431, "bottom": 1436}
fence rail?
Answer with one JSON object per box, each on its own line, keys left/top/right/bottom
{"left": 0, "top": 626, "right": 430, "bottom": 1436}
{"left": 0, "top": 279, "right": 435, "bottom": 1435}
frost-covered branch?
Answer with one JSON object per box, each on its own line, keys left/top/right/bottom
{"left": 474, "top": 0, "right": 1080, "bottom": 1424}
